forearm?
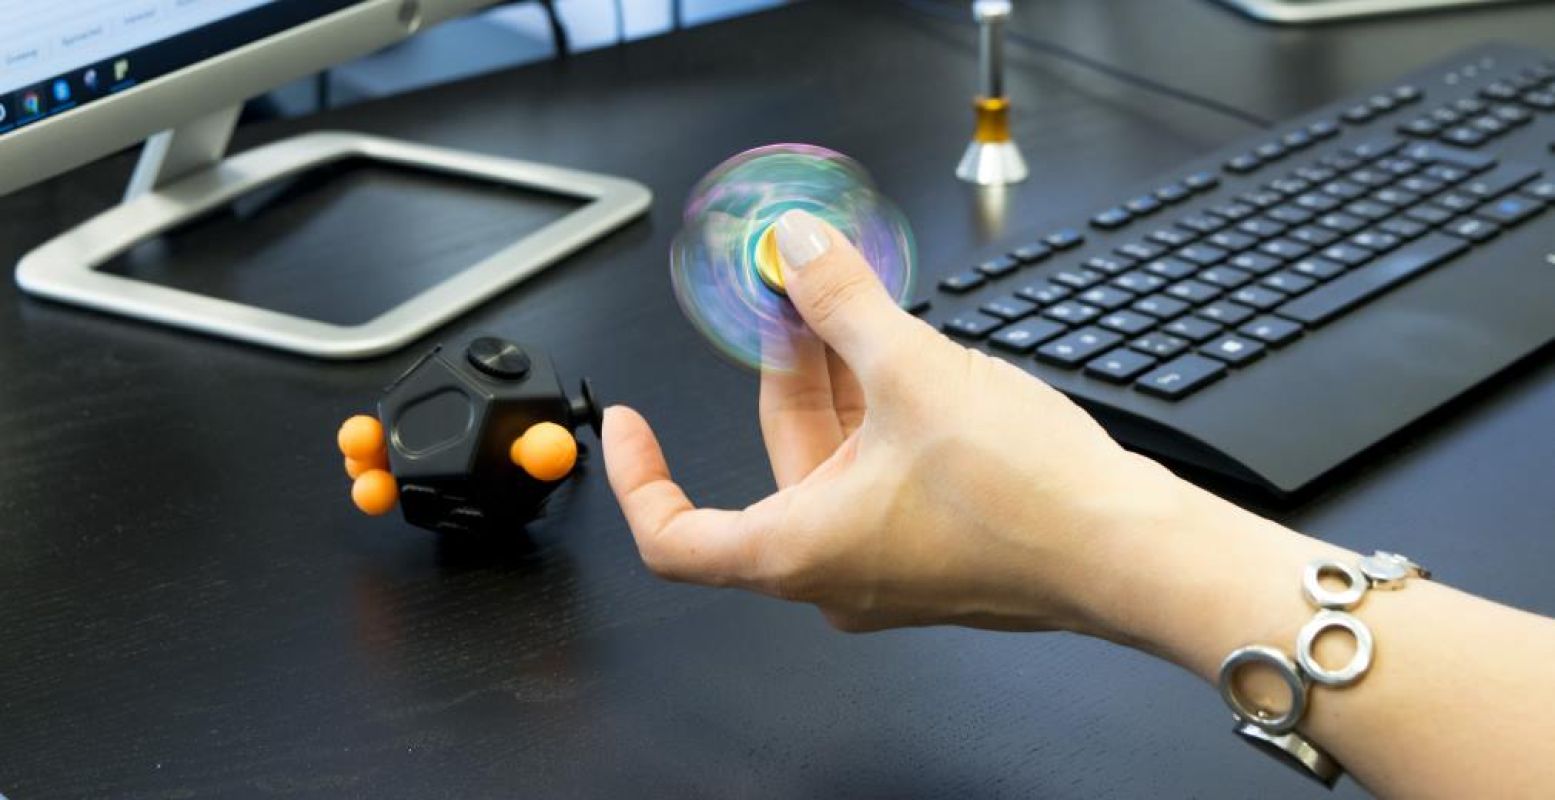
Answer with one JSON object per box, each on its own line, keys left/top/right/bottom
{"left": 1077, "top": 473, "right": 1555, "bottom": 797}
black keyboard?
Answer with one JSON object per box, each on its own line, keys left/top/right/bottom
{"left": 923, "top": 43, "right": 1555, "bottom": 496}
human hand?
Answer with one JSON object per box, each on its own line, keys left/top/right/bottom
{"left": 602, "top": 210, "right": 1296, "bottom": 643}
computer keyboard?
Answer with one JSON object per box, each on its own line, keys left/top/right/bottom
{"left": 922, "top": 43, "right": 1555, "bottom": 496}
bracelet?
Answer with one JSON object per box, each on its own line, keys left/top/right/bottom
{"left": 1216, "top": 551, "right": 1429, "bottom": 788}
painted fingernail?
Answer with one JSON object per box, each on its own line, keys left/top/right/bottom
{"left": 774, "top": 209, "right": 831, "bottom": 269}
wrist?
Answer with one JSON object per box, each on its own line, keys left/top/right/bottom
{"left": 1065, "top": 462, "right": 1355, "bottom": 682}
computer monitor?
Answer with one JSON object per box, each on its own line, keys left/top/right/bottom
{"left": 1214, "top": 0, "right": 1530, "bottom": 23}
{"left": 2, "top": 1, "right": 650, "bottom": 359}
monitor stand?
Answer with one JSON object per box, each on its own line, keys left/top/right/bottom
{"left": 1213, "top": 0, "right": 1526, "bottom": 23}
{"left": 14, "top": 106, "right": 651, "bottom": 360}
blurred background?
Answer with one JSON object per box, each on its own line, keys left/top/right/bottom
{"left": 253, "top": 0, "right": 790, "bottom": 120}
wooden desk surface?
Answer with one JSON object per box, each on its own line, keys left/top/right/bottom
{"left": 1, "top": 2, "right": 1551, "bottom": 796}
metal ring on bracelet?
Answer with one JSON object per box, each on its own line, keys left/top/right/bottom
{"left": 1218, "top": 645, "right": 1309, "bottom": 734}
{"left": 1302, "top": 558, "right": 1368, "bottom": 609}
{"left": 1296, "top": 609, "right": 1375, "bottom": 686}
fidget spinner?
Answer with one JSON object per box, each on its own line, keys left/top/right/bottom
{"left": 335, "top": 335, "right": 603, "bottom": 534}
{"left": 669, "top": 144, "right": 917, "bottom": 370}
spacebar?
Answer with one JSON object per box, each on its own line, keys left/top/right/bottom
{"left": 1276, "top": 233, "right": 1470, "bottom": 327}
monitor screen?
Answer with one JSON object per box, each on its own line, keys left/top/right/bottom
{"left": 0, "top": 0, "right": 363, "bottom": 136}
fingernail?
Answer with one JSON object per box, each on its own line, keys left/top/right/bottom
{"left": 774, "top": 210, "right": 831, "bottom": 269}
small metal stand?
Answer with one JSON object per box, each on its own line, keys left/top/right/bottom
{"left": 955, "top": 0, "right": 1028, "bottom": 186}
{"left": 15, "top": 107, "right": 651, "bottom": 360}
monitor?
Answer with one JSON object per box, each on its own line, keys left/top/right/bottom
{"left": 4, "top": 1, "right": 650, "bottom": 359}
{"left": 1213, "top": 0, "right": 1531, "bottom": 23}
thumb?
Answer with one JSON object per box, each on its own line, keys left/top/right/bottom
{"left": 773, "top": 209, "right": 919, "bottom": 377}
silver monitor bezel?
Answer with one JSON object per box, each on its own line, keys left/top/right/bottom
{"left": 0, "top": 0, "right": 495, "bottom": 196}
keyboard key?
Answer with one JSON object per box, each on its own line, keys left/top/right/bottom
{"left": 989, "top": 318, "right": 1068, "bottom": 354}
{"left": 1162, "top": 315, "right": 1224, "bottom": 342}
{"left": 1350, "top": 230, "right": 1401, "bottom": 252}
{"left": 1149, "top": 227, "right": 1196, "bottom": 248}
{"left": 1398, "top": 175, "right": 1445, "bottom": 195}
{"left": 976, "top": 256, "right": 1021, "bottom": 277}
{"left": 1241, "top": 190, "right": 1284, "bottom": 209}
{"left": 1379, "top": 217, "right": 1430, "bottom": 240}
{"left": 1052, "top": 269, "right": 1104, "bottom": 290}
{"left": 1011, "top": 243, "right": 1053, "bottom": 263}
{"left": 1476, "top": 194, "right": 1545, "bottom": 226}
{"left": 905, "top": 297, "right": 932, "bottom": 315}
{"left": 1085, "top": 255, "right": 1137, "bottom": 275}
{"left": 1085, "top": 349, "right": 1158, "bottom": 383}
{"left": 1295, "top": 192, "right": 1342, "bottom": 212}
{"left": 1209, "top": 202, "right": 1257, "bottom": 221}
{"left": 1404, "top": 204, "right": 1455, "bottom": 226}
{"left": 1092, "top": 207, "right": 1133, "bottom": 230}
{"left": 942, "top": 312, "right": 1002, "bottom": 339}
{"left": 1209, "top": 230, "right": 1258, "bottom": 251}
{"left": 1291, "top": 257, "right": 1345, "bottom": 281}
{"left": 1230, "top": 285, "right": 1287, "bottom": 310}
{"left": 1526, "top": 180, "right": 1555, "bottom": 200}
{"left": 1443, "top": 217, "right": 1500, "bottom": 242}
{"left": 1043, "top": 301, "right": 1102, "bottom": 325}
{"left": 1145, "top": 258, "right": 1197, "bottom": 280}
{"left": 1462, "top": 163, "right": 1541, "bottom": 198}
{"left": 1290, "top": 225, "right": 1340, "bottom": 247}
{"left": 1442, "top": 126, "right": 1487, "bottom": 147}
{"left": 1132, "top": 294, "right": 1190, "bottom": 319}
{"left": 1198, "top": 266, "right": 1254, "bottom": 289}
{"left": 1345, "top": 200, "right": 1393, "bottom": 220}
{"left": 1262, "top": 271, "right": 1317, "bottom": 295}
{"left": 1200, "top": 334, "right": 1267, "bottom": 366}
{"left": 1177, "top": 215, "right": 1226, "bottom": 235}
{"left": 1126, "top": 195, "right": 1163, "bottom": 215}
{"left": 1131, "top": 332, "right": 1190, "bottom": 358}
{"left": 1156, "top": 183, "right": 1192, "bottom": 203}
{"left": 1078, "top": 286, "right": 1136, "bottom": 311}
{"left": 1226, "top": 153, "right": 1262, "bottom": 173}
{"left": 940, "top": 270, "right": 985, "bottom": 293}
{"left": 1306, "top": 119, "right": 1340, "bottom": 139}
{"left": 981, "top": 295, "right": 1037, "bottom": 321}
{"left": 1184, "top": 171, "right": 1220, "bottom": 191}
{"left": 1401, "top": 141, "right": 1495, "bottom": 171}
{"left": 1321, "top": 243, "right": 1375, "bottom": 266}
{"left": 1112, "top": 271, "right": 1167, "bottom": 294}
{"left": 1044, "top": 229, "right": 1085, "bottom": 250}
{"left": 1016, "top": 282, "right": 1070, "bottom": 306}
{"left": 1037, "top": 327, "right": 1122, "bottom": 368}
{"left": 1318, "top": 213, "right": 1366, "bottom": 233}
{"left": 1178, "top": 244, "right": 1229, "bottom": 266}
{"left": 1229, "top": 252, "right": 1283, "bottom": 275}
{"left": 1135, "top": 355, "right": 1227, "bottom": 400}
{"left": 1167, "top": 280, "right": 1222, "bottom": 305}
{"left": 1239, "top": 218, "right": 1288, "bottom": 238}
{"left": 1259, "top": 239, "right": 1312, "bottom": 260}
{"left": 1267, "top": 205, "right": 1314, "bottom": 226}
{"left": 1240, "top": 315, "right": 1303, "bottom": 347}
{"left": 1117, "top": 241, "right": 1168, "bottom": 261}
{"left": 1098, "top": 309, "right": 1158, "bottom": 335}
{"left": 1275, "top": 233, "right": 1470, "bottom": 326}
{"left": 1351, "top": 137, "right": 1403, "bottom": 160}
{"left": 1195, "top": 301, "right": 1255, "bottom": 326}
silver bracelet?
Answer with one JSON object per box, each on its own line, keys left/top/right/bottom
{"left": 1216, "top": 551, "right": 1429, "bottom": 788}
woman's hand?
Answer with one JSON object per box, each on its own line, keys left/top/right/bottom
{"left": 604, "top": 211, "right": 1555, "bottom": 797}
{"left": 603, "top": 209, "right": 1230, "bottom": 638}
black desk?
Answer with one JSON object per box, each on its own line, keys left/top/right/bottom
{"left": 2, "top": 2, "right": 1551, "bottom": 797}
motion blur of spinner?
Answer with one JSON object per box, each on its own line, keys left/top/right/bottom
{"left": 669, "top": 144, "right": 918, "bottom": 371}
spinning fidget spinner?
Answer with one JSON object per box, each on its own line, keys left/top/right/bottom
{"left": 669, "top": 144, "right": 917, "bottom": 370}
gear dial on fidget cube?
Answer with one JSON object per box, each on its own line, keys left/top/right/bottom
{"left": 669, "top": 144, "right": 917, "bottom": 371}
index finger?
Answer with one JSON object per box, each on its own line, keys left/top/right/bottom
{"left": 602, "top": 405, "right": 777, "bottom": 587}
